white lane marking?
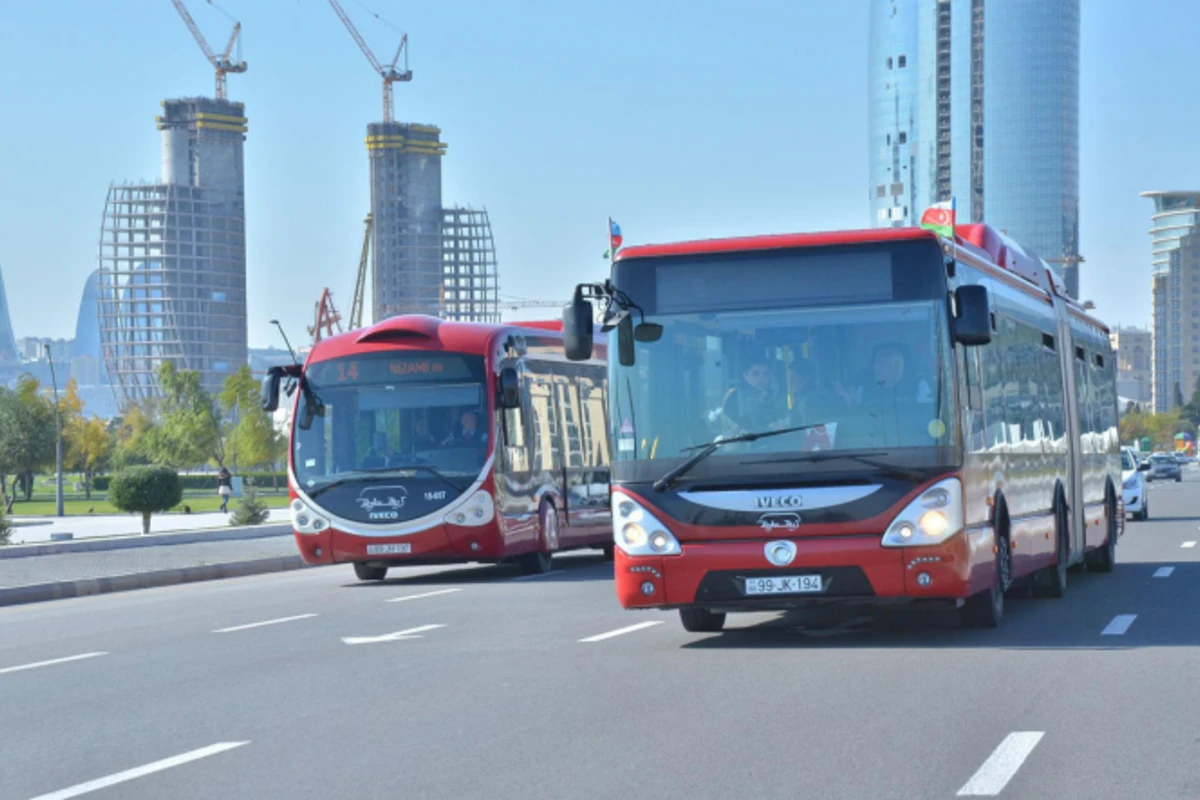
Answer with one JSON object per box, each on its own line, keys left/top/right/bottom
{"left": 342, "top": 624, "right": 444, "bottom": 645}
{"left": 386, "top": 588, "right": 462, "bottom": 603}
{"left": 28, "top": 741, "right": 249, "bottom": 800}
{"left": 512, "top": 570, "right": 563, "bottom": 581}
{"left": 579, "top": 620, "right": 664, "bottom": 643}
{"left": 1154, "top": 566, "right": 1175, "bottom": 578}
{"left": 212, "top": 613, "right": 318, "bottom": 633}
{"left": 956, "top": 731, "right": 1045, "bottom": 796}
{"left": 0, "top": 652, "right": 108, "bottom": 676}
{"left": 1182, "top": 541, "right": 1196, "bottom": 548}
{"left": 1101, "top": 614, "right": 1137, "bottom": 636}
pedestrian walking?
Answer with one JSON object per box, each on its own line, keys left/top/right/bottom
{"left": 217, "top": 467, "right": 232, "bottom": 513}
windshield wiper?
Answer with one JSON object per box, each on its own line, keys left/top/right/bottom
{"left": 652, "top": 424, "right": 831, "bottom": 492}
{"left": 757, "top": 451, "right": 925, "bottom": 482}
{"left": 356, "top": 464, "right": 466, "bottom": 493}
{"left": 307, "top": 473, "right": 403, "bottom": 500}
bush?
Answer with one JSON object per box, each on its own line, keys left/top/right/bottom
{"left": 92, "top": 471, "right": 287, "bottom": 493}
{"left": 229, "top": 479, "right": 270, "bottom": 527}
{"left": 0, "top": 505, "right": 11, "bottom": 546}
{"left": 109, "top": 466, "right": 184, "bottom": 535}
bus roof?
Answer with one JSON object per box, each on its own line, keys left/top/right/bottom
{"left": 614, "top": 223, "right": 1108, "bottom": 334}
{"left": 306, "top": 315, "right": 569, "bottom": 363}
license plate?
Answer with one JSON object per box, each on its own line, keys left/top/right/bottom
{"left": 366, "top": 544, "right": 412, "bottom": 555}
{"left": 743, "top": 575, "right": 822, "bottom": 595}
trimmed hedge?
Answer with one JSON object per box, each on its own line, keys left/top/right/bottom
{"left": 92, "top": 471, "right": 286, "bottom": 492}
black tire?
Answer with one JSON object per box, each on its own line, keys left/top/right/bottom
{"left": 962, "top": 525, "right": 1009, "bottom": 628}
{"left": 517, "top": 502, "right": 557, "bottom": 575}
{"left": 1176, "top": 475, "right": 1182, "bottom": 483}
{"left": 1139, "top": 498, "right": 1149, "bottom": 521}
{"left": 1036, "top": 497, "right": 1069, "bottom": 598}
{"left": 680, "top": 607, "right": 726, "bottom": 632}
{"left": 601, "top": 544, "right": 615, "bottom": 561}
{"left": 1086, "top": 494, "right": 1118, "bottom": 573}
{"left": 353, "top": 562, "right": 388, "bottom": 581}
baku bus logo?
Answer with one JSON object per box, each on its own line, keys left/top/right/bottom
{"left": 356, "top": 486, "right": 409, "bottom": 520}
{"left": 757, "top": 512, "right": 802, "bottom": 533}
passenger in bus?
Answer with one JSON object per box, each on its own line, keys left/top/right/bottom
{"left": 837, "top": 342, "right": 933, "bottom": 406}
{"left": 715, "top": 357, "right": 788, "bottom": 434}
{"left": 362, "top": 431, "right": 399, "bottom": 469}
{"left": 443, "top": 408, "right": 489, "bottom": 447}
{"left": 410, "top": 417, "right": 438, "bottom": 451}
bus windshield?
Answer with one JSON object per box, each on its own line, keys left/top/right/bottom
{"left": 292, "top": 351, "right": 490, "bottom": 522}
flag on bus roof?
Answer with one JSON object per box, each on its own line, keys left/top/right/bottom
{"left": 919, "top": 199, "right": 956, "bottom": 239}
{"left": 609, "top": 218, "right": 624, "bottom": 254}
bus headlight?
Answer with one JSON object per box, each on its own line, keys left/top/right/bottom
{"left": 444, "top": 491, "right": 495, "bottom": 528}
{"left": 612, "top": 492, "right": 681, "bottom": 556}
{"left": 291, "top": 498, "right": 328, "bottom": 535}
{"left": 881, "top": 478, "right": 963, "bottom": 547}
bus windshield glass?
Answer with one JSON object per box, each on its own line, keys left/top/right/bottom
{"left": 292, "top": 351, "right": 490, "bottom": 520}
{"left": 609, "top": 240, "right": 955, "bottom": 482}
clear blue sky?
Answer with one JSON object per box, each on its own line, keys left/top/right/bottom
{"left": 0, "top": 0, "right": 1196, "bottom": 348}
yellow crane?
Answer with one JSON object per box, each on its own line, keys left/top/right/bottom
{"left": 326, "top": 0, "right": 413, "bottom": 123}
{"left": 169, "top": 0, "right": 247, "bottom": 100}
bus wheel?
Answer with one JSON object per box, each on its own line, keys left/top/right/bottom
{"left": 1086, "top": 494, "right": 1118, "bottom": 573}
{"left": 1036, "top": 498, "right": 1069, "bottom": 598}
{"left": 602, "top": 545, "right": 615, "bottom": 561}
{"left": 962, "top": 529, "right": 1008, "bottom": 628}
{"left": 353, "top": 562, "right": 388, "bottom": 581}
{"left": 517, "top": 503, "right": 556, "bottom": 575}
{"left": 680, "top": 607, "right": 726, "bottom": 633}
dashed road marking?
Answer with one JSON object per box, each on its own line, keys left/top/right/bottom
{"left": 1182, "top": 541, "right": 1196, "bottom": 549}
{"left": 1101, "top": 614, "right": 1137, "bottom": 636}
{"left": 0, "top": 652, "right": 108, "bottom": 676}
{"left": 212, "top": 614, "right": 318, "bottom": 633}
{"left": 386, "top": 588, "right": 462, "bottom": 603}
{"left": 342, "top": 624, "right": 445, "bottom": 645}
{"left": 1153, "top": 567, "right": 1175, "bottom": 578}
{"left": 579, "top": 621, "right": 664, "bottom": 643}
{"left": 956, "top": 731, "right": 1045, "bottom": 796}
{"left": 28, "top": 741, "right": 249, "bottom": 800}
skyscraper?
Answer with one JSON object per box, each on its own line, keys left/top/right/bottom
{"left": 868, "top": 0, "right": 1081, "bottom": 297}
{"left": 0, "top": 263, "right": 19, "bottom": 379}
{"left": 1141, "top": 191, "right": 1200, "bottom": 413}
{"left": 97, "top": 97, "right": 248, "bottom": 403}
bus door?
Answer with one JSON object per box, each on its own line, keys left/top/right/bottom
{"left": 1055, "top": 309, "right": 1086, "bottom": 561}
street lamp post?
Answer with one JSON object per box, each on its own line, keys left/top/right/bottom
{"left": 44, "top": 344, "right": 64, "bottom": 518}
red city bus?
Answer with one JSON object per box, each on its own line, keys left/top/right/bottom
{"left": 263, "top": 315, "right": 612, "bottom": 580}
{"left": 562, "top": 222, "right": 1121, "bottom": 630}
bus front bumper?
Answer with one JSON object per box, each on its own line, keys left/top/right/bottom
{"left": 614, "top": 530, "right": 993, "bottom": 612}
{"left": 292, "top": 522, "right": 506, "bottom": 566}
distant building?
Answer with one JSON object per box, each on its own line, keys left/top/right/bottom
{"left": 17, "top": 337, "right": 73, "bottom": 362}
{"left": 868, "top": 0, "right": 1082, "bottom": 297}
{"left": 248, "top": 347, "right": 296, "bottom": 379}
{"left": 441, "top": 207, "right": 500, "bottom": 323}
{"left": 73, "top": 270, "right": 103, "bottom": 360}
{"left": 0, "top": 264, "right": 20, "bottom": 380}
{"left": 98, "top": 97, "right": 249, "bottom": 405}
{"left": 1110, "top": 326, "right": 1152, "bottom": 404}
{"left": 1141, "top": 191, "right": 1200, "bottom": 412}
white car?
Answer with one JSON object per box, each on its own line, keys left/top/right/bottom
{"left": 1122, "top": 448, "right": 1148, "bottom": 520}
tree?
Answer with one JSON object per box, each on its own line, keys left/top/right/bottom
{"left": 229, "top": 478, "right": 270, "bottom": 526}
{"left": 0, "top": 377, "right": 56, "bottom": 501}
{"left": 109, "top": 402, "right": 158, "bottom": 469}
{"left": 108, "top": 466, "right": 183, "bottom": 535}
{"left": 67, "top": 416, "right": 111, "bottom": 500}
{"left": 1180, "top": 376, "right": 1200, "bottom": 430}
{"left": 0, "top": 501, "right": 11, "bottom": 545}
{"left": 219, "top": 366, "right": 281, "bottom": 475}
{"left": 145, "top": 362, "right": 221, "bottom": 469}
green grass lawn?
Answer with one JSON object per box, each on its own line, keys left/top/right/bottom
{"left": 8, "top": 493, "right": 289, "bottom": 517}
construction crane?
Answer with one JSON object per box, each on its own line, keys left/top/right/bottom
{"left": 309, "top": 288, "right": 344, "bottom": 345}
{"left": 348, "top": 214, "right": 373, "bottom": 330}
{"left": 501, "top": 298, "right": 566, "bottom": 310}
{"left": 169, "top": 0, "right": 247, "bottom": 100}
{"left": 327, "top": 0, "right": 413, "bottom": 123}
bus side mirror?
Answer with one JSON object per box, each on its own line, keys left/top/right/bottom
{"left": 261, "top": 367, "right": 284, "bottom": 412}
{"left": 954, "top": 285, "right": 992, "bottom": 346}
{"left": 497, "top": 367, "right": 521, "bottom": 409}
{"left": 634, "top": 322, "right": 663, "bottom": 342}
{"left": 563, "top": 289, "right": 594, "bottom": 361}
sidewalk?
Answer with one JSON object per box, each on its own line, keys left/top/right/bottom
{"left": 8, "top": 508, "right": 291, "bottom": 544}
{"left": 0, "top": 534, "right": 310, "bottom": 607}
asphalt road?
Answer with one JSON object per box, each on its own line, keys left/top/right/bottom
{"left": 1, "top": 467, "right": 1198, "bottom": 799}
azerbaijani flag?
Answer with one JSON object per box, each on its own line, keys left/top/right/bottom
{"left": 609, "top": 218, "right": 623, "bottom": 254}
{"left": 919, "top": 199, "right": 956, "bottom": 238}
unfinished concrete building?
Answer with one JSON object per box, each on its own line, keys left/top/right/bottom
{"left": 367, "top": 122, "right": 447, "bottom": 320}
{"left": 441, "top": 207, "right": 500, "bottom": 323}
{"left": 98, "top": 97, "right": 248, "bottom": 403}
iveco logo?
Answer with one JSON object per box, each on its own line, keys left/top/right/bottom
{"left": 764, "top": 540, "right": 797, "bottom": 567}
{"left": 757, "top": 495, "right": 804, "bottom": 509}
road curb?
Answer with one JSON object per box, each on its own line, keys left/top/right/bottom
{"left": 0, "top": 524, "right": 294, "bottom": 560}
{"left": 0, "top": 555, "right": 309, "bottom": 608}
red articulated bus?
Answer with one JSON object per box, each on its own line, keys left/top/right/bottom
{"left": 263, "top": 315, "right": 612, "bottom": 580}
{"left": 562, "top": 222, "right": 1121, "bottom": 631}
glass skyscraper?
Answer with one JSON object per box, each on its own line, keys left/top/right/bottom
{"left": 1141, "top": 191, "right": 1200, "bottom": 413}
{"left": 868, "top": 0, "right": 1081, "bottom": 297}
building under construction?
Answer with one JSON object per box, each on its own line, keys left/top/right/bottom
{"left": 441, "top": 207, "right": 500, "bottom": 323}
{"left": 97, "top": 97, "right": 248, "bottom": 403}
